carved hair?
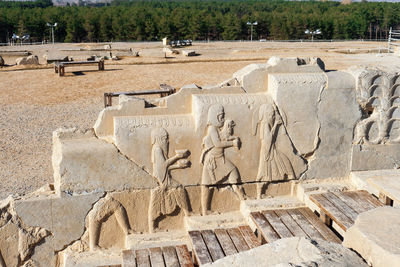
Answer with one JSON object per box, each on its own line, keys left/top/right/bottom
{"left": 151, "top": 127, "right": 168, "bottom": 145}
{"left": 207, "top": 104, "right": 224, "bottom": 127}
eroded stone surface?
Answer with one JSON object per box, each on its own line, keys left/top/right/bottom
{"left": 204, "top": 237, "right": 367, "bottom": 267}
{"left": 344, "top": 207, "right": 400, "bottom": 267}
{"left": 52, "top": 128, "right": 156, "bottom": 194}
{"left": 16, "top": 55, "right": 39, "bottom": 65}
{"left": 304, "top": 71, "right": 360, "bottom": 179}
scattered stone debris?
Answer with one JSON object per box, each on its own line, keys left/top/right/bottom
{"left": 16, "top": 55, "right": 39, "bottom": 65}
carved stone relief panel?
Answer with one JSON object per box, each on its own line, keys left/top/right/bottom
{"left": 354, "top": 70, "right": 400, "bottom": 144}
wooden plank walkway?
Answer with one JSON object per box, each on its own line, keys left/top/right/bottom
{"left": 188, "top": 226, "right": 261, "bottom": 265}
{"left": 250, "top": 207, "right": 341, "bottom": 244}
{"left": 121, "top": 245, "right": 194, "bottom": 267}
{"left": 309, "top": 190, "right": 384, "bottom": 232}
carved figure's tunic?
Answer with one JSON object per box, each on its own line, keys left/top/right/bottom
{"left": 149, "top": 186, "right": 188, "bottom": 216}
{"left": 201, "top": 126, "right": 236, "bottom": 185}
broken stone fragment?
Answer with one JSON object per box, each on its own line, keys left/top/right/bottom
{"left": 344, "top": 207, "right": 400, "bottom": 267}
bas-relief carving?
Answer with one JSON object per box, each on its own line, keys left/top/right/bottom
{"left": 88, "top": 195, "right": 133, "bottom": 250}
{"left": 252, "top": 102, "right": 296, "bottom": 199}
{"left": 200, "top": 104, "right": 246, "bottom": 215}
{"left": 149, "top": 128, "right": 191, "bottom": 233}
{"left": 354, "top": 70, "right": 400, "bottom": 145}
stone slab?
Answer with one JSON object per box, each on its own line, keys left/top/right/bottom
{"left": 268, "top": 72, "right": 327, "bottom": 156}
{"left": 52, "top": 129, "right": 156, "bottom": 194}
{"left": 15, "top": 193, "right": 102, "bottom": 251}
{"left": 304, "top": 71, "right": 360, "bottom": 179}
{"left": 344, "top": 207, "right": 400, "bottom": 267}
{"left": 367, "top": 174, "right": 400, "bottom": 204}
{"left": 203, "top": 237, "right": 367, "bottom": 267}
{"left": 351, "top": 144, "right": 400, "bottom": 171}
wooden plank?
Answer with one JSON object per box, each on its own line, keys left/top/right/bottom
{"left": 286, "top": 209, "right": 324, "bottom": 240}
{"left": 201, "top": 230, "right": 225, "bottom": 261}
{"left": 238, "top": 225, "right": 261, "bottom": 249}
{"left": 135, "top": 249, "right": 150, "bottom": 267}
{"left": 309, "top": 193, "right": 353, "bottom": 231}
{"left": 262, "top": 210, "right": 293, "bottom": 238}
{"left": 343, "top": 191, "right": 377, "bottom": 210}
{"left": 226, "top": 228, "right": 250, "bottom": 252}
{"left": 333, "top": 191, "right": 369, "bottom": 214}
{"left": 357, "top": 190, "right": 385, "bottom": 207}
{"left": 149, "top": 247, "right": 165, "bottom": 267}
{"left": 250, "top": 212, "right": 279, "bottom": 243}
{"left": 214, "top": 228, "right": 237, "bottom": 256}
{"left": 324, "top": 192, "right": 359, "bottom": 222}
{"left": 122, "top": 249, "right": 136, "bottom": 267}
{"left": 188, "top": 231, "right": 212, "bottom": 265}
{"left": 175, "top": 245, "right": 194, "bottom": 267}
{"left": 298, "top": 208, "right": 341, "bottom": 243}
{"left": 274, "top": 210, "right": 308, "bottom": 237}
{"left": 162, "top": 246, "right": 179, "bottom": 267}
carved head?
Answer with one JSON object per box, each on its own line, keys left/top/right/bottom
{"left": 207, "top": 104, "right": 225, "bottom": 127}
{"left": 151, "top": 127, "right": 169, "bottom": 155}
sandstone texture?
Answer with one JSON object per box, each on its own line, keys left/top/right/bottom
{"left": 344, "top": 207, "right": 400, "bottom": 267}
{"left": 204, "top": 237, "right": 368, "bottom": 267}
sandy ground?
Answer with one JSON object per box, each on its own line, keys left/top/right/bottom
{"left": 0, "top": 41, "right": 399, "bottom": 199}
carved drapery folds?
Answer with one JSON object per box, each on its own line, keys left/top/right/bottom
{"left": 354, "top": 70, "right": 400, "bottom": 145}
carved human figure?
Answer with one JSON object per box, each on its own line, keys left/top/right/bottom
{"left": 252, "top": 103, "right": 295, "bottom": 199}
{"left": 200, "top": 104, "right": 245, "bottom": 215}
{"left": 149, "top": 127, "right": 191, "bottom": 233}
{"left": 88, "top": 195, "right": 132, "bottom": 250}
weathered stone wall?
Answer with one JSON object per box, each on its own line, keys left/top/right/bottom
{"left": 2, "top": 57, "right": 400, "bottom": 266}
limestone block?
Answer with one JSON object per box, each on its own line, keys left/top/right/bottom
{"left": 233, "top": 63, "right": 268, "bottom": 93}
{"left": 268, "top": 72, "right": 327, "bottom": 156}
{"left": 182, "top": 50, "right": 196, "bottom": 56}
{"left": 343, "top": 207, "right": 400, "bottom": 267}
{"left": 61, "top": 250, "right": 121, "bottom": 267}
{"left": 43, "top": 53, "right": 69, "bottom": 63}
{"left": 163, "top": 47, "right": 179, "bottom": 55}
{"left": 266, "top": 56, "right": 325, "bottom": 73}
{"left": 204, "top": 237, "right": 367, "bottom": 267}
{"left": 52, "top": 128, "right": 156, "bottom": 194}
{"left": 15, "top": 193, "right": 102, "bottom": 252}
{"left": 16, "top": 55, "right": 39, "bottom": 65}
{"left": 351, "top": 144, "right": 400, "bottom": 171}
{"left": 304, "top": 71, "right": 360, "bottom": 179}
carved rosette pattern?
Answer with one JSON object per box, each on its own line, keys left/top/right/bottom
{"left": 354, "top": 70, "right": 400, "bottom": 145}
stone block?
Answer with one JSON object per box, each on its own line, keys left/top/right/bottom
{"left": 344, "top": 207, "right": 400, "bottom": 267}
{"left": 304, "top": 71, "right": 360, "bottom": 179}
{"left": 16, "top": 55, "right": 39, "bottom": 65}
{"left": 182, "top": 50, "right": 195, "bottom": 56}
{"left": 351, "top": 144, "right": 400, "bottom": 171}
{"left": 52, "top": 128, "right": 156, "bottom": 194}
{"left": 15, "top": 193, "right": 102, "bottom": 252}
{"left": 269, "top": 72, "right": 327, "bottom": 156}
{"left": 204, "top": 237, "right": 367, "bottom": 267}
{"left": 233, "top": 63, "right": 268, "bottom": 93}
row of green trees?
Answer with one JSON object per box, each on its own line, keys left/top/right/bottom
{"left": 0, "top": 0, "right": 399, "bottom": 43}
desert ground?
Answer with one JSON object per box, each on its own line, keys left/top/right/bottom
{"left": 0, "top": 40, "right": 399, "bottom": 199}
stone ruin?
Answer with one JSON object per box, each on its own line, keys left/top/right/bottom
{"left": 1, "top": 57, "right": 400, "bottom": 267}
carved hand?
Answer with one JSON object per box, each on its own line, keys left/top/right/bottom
{"left": 233, "top": 137, "right": 241, "bottom": 150}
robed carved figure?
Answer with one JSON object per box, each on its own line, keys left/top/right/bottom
{"left": 253, "top": 103, "right": 295, "bottom": 199}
